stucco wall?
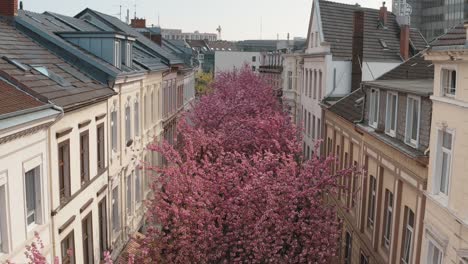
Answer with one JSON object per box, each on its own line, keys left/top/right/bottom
{"left": 214, "top": 51, "right": 261, "bottom": 75}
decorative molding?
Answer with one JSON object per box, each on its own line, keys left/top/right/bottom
{"left": 55, "top": 127, "right": 73, "bottom": 139}
{"left": 80, "top": 198, "right": 94, "bottom": 213}
{"left": 78, "top": 119, "right": 92, "bottom": 129}
{"left": 95, "top": 113, "right": 107, "bottom": 121}
{"left": 58, "top": 215, "right": 76, "bottom": 234}
{"left": 97, "top": 184, "right": 108, "bottom": 197}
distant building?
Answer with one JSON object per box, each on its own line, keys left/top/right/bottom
{"left": 214, "top": 51, "right": 262, "bottom": 75}
{"left": 392, "top": 0, "right": 467, "bottom": 41}
{"left": 162, "top": 28, "right": 217, "bottom": 41}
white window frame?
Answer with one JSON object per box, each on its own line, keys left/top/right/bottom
{"left": 405, "top": 95, "right": 421, "bottom": 148}
{"left": 402, "top": 208, "right": 414, "bottom": 264}
{"left": 383, "top": 190, "right": 393, "bottom": 249}
{"left": 0, "top": 173, "right": 8, "bottom": 254}
{"left": 125, "top": 100, "right": 131, "bottom": 143}
{"left": 367, "top": 175, "right": 376, "bottom": 229}
{"left": 112, "top": 186, "right": 120, "bottom": 233}
{"left": 126, "top": 42, "right": 132, "bottom": 67}
{"left": 385, "top": 91, "right": 398, "bottom": 137}
{"left": 433, "top": 128, "right": 454, "bottom": 200}
{"left": 114, "top": 40, "right": 121, "bottom": 68}
{"left": 441, "top": 67, "right": 457, "bottom": 97}
{"left": 368, "top": 88, "right": 380, "bottom": 128}
{"left": 24, "top": 166, "right": 42, "bottom": 230}
{"left": 111, "top": 104, "right": 118, "bottom": 152}
{"left": 134, "top": 97, "right": 140, "bottom": 137}
{"left": 426, "top": 238, "right": 444, "bottom": 264}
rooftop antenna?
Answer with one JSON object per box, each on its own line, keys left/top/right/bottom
{"left": 126, "top": 9, "right": 130, "bottom": 24}
{"left": 216, "top": 25, "right": 222, "bottom": 40}
{"left": 158, "top": 13, "right": 160, "bottom": 27}
{"left": 119, "top": 5, "right": 122, "bottom": 20}
{"left": 134, "top": 2, "right": 137, "bottom": 19}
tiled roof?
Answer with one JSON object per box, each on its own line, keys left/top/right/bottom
{"left": 318, "top": 0, "right": 427, "bottom": 61}
{"left": 208, "top": 40, "right": 239, "bottom": 51}
{"left": 378, "top": 52, "right": 434, "bottom": 80}
{"left": 0, "top": 20, "right": 115, "bottom": 111}
{"left": 0, "top": 78, "right": 44, "bottom": 116}
{"left": 78, "top": 8, "right": 184, "bottom": 65}
{"left": 328, "top": 89, "right": 364, "bottom": 123}
{"left": 430, "top": 23, "right": 465, "bottom": 47}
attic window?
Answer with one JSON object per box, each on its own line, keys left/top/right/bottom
{"left": 32, "top": 66, "right": 71, "bottom": 87}
{"left": 379, "top": 39, "right": 389, "bottom": 50}
{"left": 2, "top": 56, "right": 30, "bottom": 71}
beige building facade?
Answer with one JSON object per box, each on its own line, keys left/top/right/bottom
{"left": 422, "top": 22, "right": 468, "bottom": 264}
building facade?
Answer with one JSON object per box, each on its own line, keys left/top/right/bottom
{"left": 162, "top": 28, "right": 217, "bottom": 41}
{"left": 324, "top": 53, "right": 433, "bottom": 264}
{"left": 422, "top": 22, "right": 468, "bottom": 264}
{"left": 0, "top": 77, "right": 60, "bottom": 263}
{"left": 298, "top": 0, "right": 427, "bottom": 159}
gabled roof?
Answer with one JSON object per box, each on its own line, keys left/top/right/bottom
{"left": 378, "top": 52, "right": 434, "bottom": 80}
{"left": 0, "top": 19, "right": 115, "bottom": 111}
{"left": 327, "top": 89, "right": 364, "bottom": 123}
{"left": 430, "top": 23, "right": 465, "bottom": 48}
{"left": 75, "top": 8, "right": 183, "bottom": 66}
{"left": 317, "top": 0, "right": 427, "bottom": 61}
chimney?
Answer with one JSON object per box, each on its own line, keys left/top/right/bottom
{"left": 0, "top": 0, "right": 18, "bottom": 17}
{"left": 351, "top": 10, "right": 364, "bottom": 91}
{"left": 400, "top": 24, "right": 410, "bottom": 60}
{"left": 130, "top": 18, "right": 146, "bottom": 28}
{"left": 379, "top": 2, "right": 387, "bottom": 26}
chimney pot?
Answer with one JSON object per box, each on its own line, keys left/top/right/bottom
{"left": 379, "top": 1, "right": 388, "bottom": 26}
{"left": 0, "top": 0, "right": 18, "bottom": 17}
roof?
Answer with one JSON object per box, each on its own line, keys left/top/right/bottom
{"left": 77, "top": 8, "right": 183, "bottom": 65}
{"left": 430, "top": 23, "right": 465, "bottom": 48}
{"left": 0, "top": 78, "right": 44, "bottom": 116}
{"left": 0, "top": 19, "right": 115, "bottom": 110}
{"left": 327, "top": 89, "right": 364, "bottom": 123}
{"left": 208, "top": 40, "right": 239, "bottom": 51}
{"left": 318, "top": 0, "right": 427, "bottom": 61}
{"left": 364, "top": 52, "right": 434, "bottom": 95}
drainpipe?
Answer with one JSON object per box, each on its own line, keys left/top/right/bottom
{"left": 354, "top": 83, "right": 366, "bottom": 124}
{"left": 46, "top": 104, "right": 64, "bottom": 259}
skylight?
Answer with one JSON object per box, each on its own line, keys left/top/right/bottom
{"left": 2, "top": 56, "right": 30, "bottom": 71}
{"left": 379, "top": 39, "right": 389, "bottom": 49}
{"left": 32, "top": 66, "right": 71, "bottom": 87}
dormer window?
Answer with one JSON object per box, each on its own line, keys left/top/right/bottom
{"left": 32, "top": 66, "right": 71, "bottom": 87}
{"left": 405, "top": 95, "right": 420, "bottom": 148}
{"left": 368, "top": 88, "right": 379, "bottom": 128}
{"left": 379, "top": 39, "right": 389, "bottom": 50}
{"left": 441, "top": 68, "right": 456, "bottom": 96}
{"left": 114, "top": 40, "right": 121, "bottom": 69}
{"left": 124, "top": 42, "right": 133, "bottom": 68}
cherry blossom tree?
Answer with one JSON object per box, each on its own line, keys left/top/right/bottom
{"left": 136, "top": 67, "right": 354, "bottom": 263}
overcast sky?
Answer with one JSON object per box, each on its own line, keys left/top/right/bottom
{"left": 23, "top": 0, "right": 383, "bottom": 41}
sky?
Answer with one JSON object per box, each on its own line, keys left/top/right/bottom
{"left": 24, "top": 0, "right": 383, "bottom": 41}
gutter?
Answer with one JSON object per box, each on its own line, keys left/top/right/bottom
{"left": 354, "top": 83, "right": 366, "bottom": 124}
{"left": 0, "top": 104, "right": 55, "bottom": 121}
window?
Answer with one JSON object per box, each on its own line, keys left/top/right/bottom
{"left": 61, "top": 231, "right": 75, "bottom": 264}
{"left": 367, "top": 176, "right": 376, "bottom": 229}
{"left": 125, "top": 103, "right": 131, "bottom": 143}
{"left": 0, "top": 183, "right": 6, "bottom": 253}
{"left": 369, "top": 89, "right": 379, "bottom": 128}
{"left": 317, "top": 118, "right": 321, "bottom": 139}
{"left": 310, "top": 33, "right": 314, "bottom": 48}
{"left": 126, "top": 174, "right": 132, "bottom": 215}
{"left": 82, "top": 213, "right": 94, "bottom": 264}
{"left": 112, "top": 187, "right": 120, "bottom": 232}
{"left": 80, "top": 131, "right": 90, "bottom": 184}
{"left": 151, "top": 91, "right": 155, "bottom": 123}
{"left": 125, "top": 42, "right": 132, "bottom": 67}
{"left": 427, "top": 240, "right": 443, "bottom": 264}
{"left": 315, "top": 31, "right": 319, "bottom": 46}
{"left": 111, "top": 109, "right": 118, "bottom": 152}
{"left": 312, "top": 115, "right": 316, "bottom": 140}
{"left": 98, "top": 198, "right": 107, "bottom": 260}
{"left": 360, "top": 253, "right": 369, "bottom": 264}
{"left": 136, "top": 169, "right": 141, "bottom": 204}
{"left": 383, "top": 189, "right": 393, "bottom": 249}
{"left": 32, "top": 66, "right": 71, "bottom": 87}
{"left": 97, "top": 124, "right": 105, "bottom": 172}
{"left": 441, "top": 68, "right": 456, "bottom": 96}
{"left": 58, "top": 140, "right": 71, "bottom": 202}
{"left": 344, "top": 232, "right": 352, "bottom": 264}
{"left": 252, "top": 56, "right": 256, "bottom": 62}
{"left": 435, "top": 130, "right": 453, "bottom": 196}
{"left": 252, "top": 66, "right": 256, "bottom": 71}
{"left": 405, "top": 96, "right": 420, "bottom": 147}
{"left": 402, "top": 207, "right": 415, "bottom": 264}
{"left": 114, "top": 40, "right": 121, "bottom": 68}
{"left": 287, "top": 71, "right": 293, "bottom": 90}
{"left": 318, "top": 71, "right": 322, "bottom": 100}
{"left": 134, "top": 100, "right": 139, "bottom": 137}
{"left": 313, "top": 70, "right": 317, "bottom": 99}
{"left": 385, "top": 92, "right": 398, "bottom": 137}
{"left": 307, "top": 112, "right": 311, "bottom": 137}
{"left": 25, "top": 166, "right": 42, "bottom": 228}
